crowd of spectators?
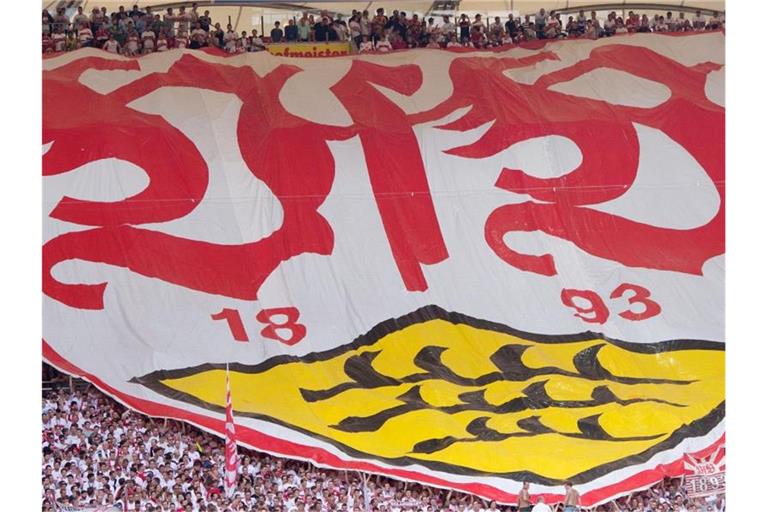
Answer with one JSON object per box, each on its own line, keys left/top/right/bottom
{"left": 41, "top": 3, "right": 725, "bottom": 55}
{"left": 42, "top": 384, "right": 726, "bottom": 512}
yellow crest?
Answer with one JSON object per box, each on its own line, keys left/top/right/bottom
{"left": 132, "top": 306, "right": 724, "bottom": 484}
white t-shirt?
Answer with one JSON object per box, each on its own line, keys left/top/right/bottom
{"left": 142, "top": 30, "right": 155, "bottom": 47}
{"left": 73, "top": 14, "right": 89, "bottom": 27}
{"left": 191, "top": 28, "right": 207, "bottom": 43}
{"left": 163, "top": 13, "right": 176, "bottom": 32}
{"left": 532, "top": 503, "right": 553, "bottom": 512}
{"left": 77, "top": 28, "right": 93, "bottom": 42}
{"left": 224, "top": 30, "right": 237, "bottom": 50}
{"left": 334, "top": 24, "right": 349, "bottom": 41}
{"left": 126, "top": 34, "right": 140, "bottom": 50}
{"left": 376, "top": 39, "right": 392, "bottom": 52}
{"left": 349, "top": 20, "right": 361, "bottom": 38}
{"left": 249, "top": 36, "right": 264, "bottom": 50}
{"left": 177, "top": 12, "right": 192, "bottom": 33}
{"left": 52, "top": 33, "right": 66, "bottom": 51}
{"left": 104, "top": 40, "right": 120, "bottom": 53}
{"left": 360, "top": 18, "right": 371, "bottom": 35}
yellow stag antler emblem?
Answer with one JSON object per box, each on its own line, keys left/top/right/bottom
{"left": 132, "top": 306, "right": 724, "bottom": 484}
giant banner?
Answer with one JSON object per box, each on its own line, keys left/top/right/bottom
{"left": 42, "top": 32, "right": 725, "bottom": 507}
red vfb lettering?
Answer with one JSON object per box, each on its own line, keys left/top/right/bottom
{"left": 43, "top": 47, "right": 724, "bottom": 313}
{"left": 408, "top": 49, "right": 723, "bottom": 277}
{"left": 333, "top": 61, "right": 449, "bottom": 291}
{"left": 44, "top": 55, "right": 351, "bottom": 310}
{"left": 44, "top": 56, "right": 453, "bottom": 311}
{"left": 43, "top": 57, "right": 209, "bottom": 228}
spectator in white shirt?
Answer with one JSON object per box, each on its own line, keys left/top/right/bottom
{"left": 177, "top": 5, "right": 192, "bottom": 36}
{"left": 163, "top": 7, "right": 176, "bottom": 36}
{"left": 78, "top": 25, "right": 94, "bottom": 47}
{"left": 223, "top": 24, "right": 238, "bottom": 52}
{"left": 190, "top": 22, "right": 207, "bottom": 49}
{"left": 438, "top": 18, "right": 453, "bottom": 41}
{"left": 51, "top": 27, "right": 67, "bottom": 52}
{"left": 692, "top": 10, "right": 707, "bottom": 30}
{"left": 532, "top": 496, "right": 553, "bottom": 512}
{"left": 154, "top": 33, "right": 168, "bottom": 51}
{"left": 141, "top": 28, "right": 156, "bottom": 53}
{"left": 358, "top": 34, "right": 374, "bottom": 52}
{"left": 376, "top": 34, "right": 393, "bottom": 52}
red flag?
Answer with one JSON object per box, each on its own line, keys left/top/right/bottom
{"left": 224, "top": 364, "right": 238, "bottom": 498}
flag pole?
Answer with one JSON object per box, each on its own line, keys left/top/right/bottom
{"left": 224, "top": 362, "right": 239, "bottom": 499}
